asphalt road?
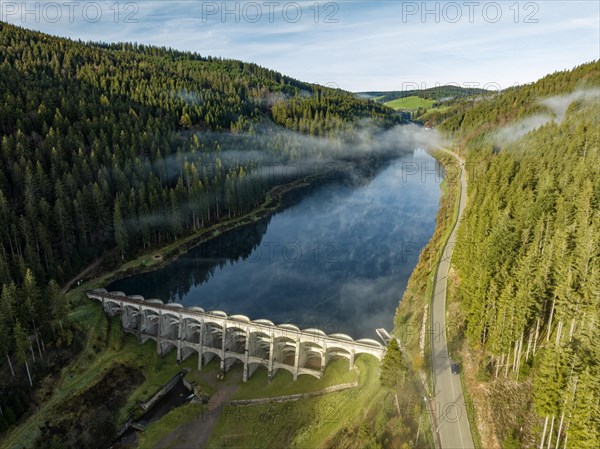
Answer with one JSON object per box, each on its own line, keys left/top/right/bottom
{"left": 431, "top": 150, "right": 475, "bottom": 449}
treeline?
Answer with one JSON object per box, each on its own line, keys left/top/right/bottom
{"left": 446, "top": 61, "right": 599, "bottom": 448}
{"left": 361, "top": 85, "right": 489, "bottom": 104}
{"left": 272, "top": 90, "right": 398, "bottom": 135}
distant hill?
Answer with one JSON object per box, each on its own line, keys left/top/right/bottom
{"left": 358, "top": 85, "right": 490, "bottom": 104}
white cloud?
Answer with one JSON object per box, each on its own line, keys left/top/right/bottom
{"left": 3, "top": 1, "right": 599, "bottom": 91}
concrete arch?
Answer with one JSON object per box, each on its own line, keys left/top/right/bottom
{"left": 201, "top": 317, "right": 224, "bottom": 331}
{"left": 273, "top": 336, "right": 297, "bottom": 366}
{"left": 224, "top": 325, "right": 247, "bottom": 355}
{"left": 141, "top": 309, "right": 160, "bottom": 336}
{"left": 249, "top": 329, "right": 271, "bottom": 339}
{"left": 165, "top": 303, "right": 183, "bottom": 309}
{"left": 253, "top": 319, "right": 274, "bottom": 326}
{"left": 87, "top": 290, "right": 386, "bottom": 383}
{"left": 160, "top": 340, "right": 177, "bottom": 355}
{"left": 226, "top": 324, "right": 247, "bottom": 335}
{"left": 122, "top": 304, "right": 140, "bottom": 331}
{"left": 123, "top": 303, "right": 139, "bottom": 314}
{"left": 181, "top": 317, "right": 202, "bottom": 343}
{"left": 303, "top": 328, "right": 327, "bottom": 337}
{"left": 325, "top": 346, "right": 352, "bottom": 358}
{"left": 248, "top": 330, "right": 271, "bottom": 360}
{"left": 299, "top": 341, "right": 324, "bottom": 371}
{"left": 104, "top": 299, "right": 122, "bottom": 316}
{"left": 325, "top": 346, "right": 353, "bottom": 370}
{"left": 160, "top": 309, "right": 181, "bottom": 321}
{"left": 203, "top": 347, "right": 223, "bottom": 358}
{"left": 160, "top": 314, "right": 179, "bottom": 341}
{"left": 273, "top": 362, "right": 296, "bottom": 377}
{"left": 355, "top": 338, "right": 383, "bottom": 346}
{"left": 223, "top": 354, "right": 244, "bottom": 372}
{"left": 141, "top": 334, "right": 157, "bottom": 344}
{"left": 301, "top": 340, "right": 324, "bottom": 351}
{"left": 180, "top": 345, "right": 199, "bottom": 362}
{"left": 201, "top": 350, "right": 221, "bottom": 368}
{"left": 297, "top": 368, "right": 321, "bottom": 379}
{"left": 330, "top": 333, "right": 354, "bottom": 342}
{"left": 246, "top": 362, "right": 268, "bottom": 380}
{"left": 203, "top": 322, "right": 224, "bottom": 350}
{"left": 273, "top": 335, "right": 296, "bottom": 347}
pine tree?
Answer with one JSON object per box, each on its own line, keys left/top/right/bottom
{"left": 13, "top": 320, "right": 32, "bottom": 387}
{"left": 380, "top": 339, "right": 402, "bottom": 388}
{"left": 113, "top": 197, "right": 128, "bottom": 259}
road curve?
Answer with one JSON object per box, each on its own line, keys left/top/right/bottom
{"left": 431, "top": 149, "right": 474, "bottom": 449}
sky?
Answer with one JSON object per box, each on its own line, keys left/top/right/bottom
{"left": 2, "top": 1, "right": 599, "bottom": 91}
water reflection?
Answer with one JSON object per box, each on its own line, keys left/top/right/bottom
{"left": 108, "top": 150, "right": 442, "bottom": 338}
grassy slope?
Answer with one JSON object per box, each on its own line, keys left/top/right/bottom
{"left": 131, "top": 358, "right": 363, "bottom": 449}
{"left": 206, "top": 356, "right": 381, "bottom": 449}
{"left": 135, "top": 403, "right": 206, "bottom": 449}
{"left": 385, "top": 96, "right": 435, "bottom": 111}
{"left": 0, "top": 299, "right": 216, "bottom": 449}
{"left": 390, "top": 150, "right": 464, "bottom": 438}
{"left": 0, "top": 267, "right": 361, "bottom": 449}
{"left": 232, "top": 358, "right": 357, "bottom": 400}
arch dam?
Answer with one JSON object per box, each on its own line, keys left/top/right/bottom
{"left": 86, "top": 289, "right": 386, "bottom": 382}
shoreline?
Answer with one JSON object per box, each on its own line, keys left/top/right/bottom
{"left": 68, "top": 168, "right": 331, "bottom": 293}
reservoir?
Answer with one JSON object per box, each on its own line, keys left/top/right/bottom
{"left": 107, "top": 149, "right": 442, "bottom": 339}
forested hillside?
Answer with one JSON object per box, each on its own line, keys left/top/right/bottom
{"left": 0, "top": 22, "right": 401, "bottom": 435}
{"left": 444, "top": 61, "right": 599, "bottom": 448}
{"left": 0, "top": 22, "right": 398, "bottom": 288}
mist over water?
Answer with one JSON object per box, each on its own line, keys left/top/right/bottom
{"left": 107, "top": 149, "right": 442, "bottom": 339}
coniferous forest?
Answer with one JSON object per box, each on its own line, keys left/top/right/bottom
{"left": 0, "top": 20, "right": 598, "bottom": 449}
{"left": 440, "top": 61, "right": 600, "bottom": 448}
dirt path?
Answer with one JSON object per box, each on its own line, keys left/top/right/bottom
{"left": 153, "top": 370, "right": 241, "bottom": 449}
{"left": 61, "top": 248, "right": 117, "bottom": 294}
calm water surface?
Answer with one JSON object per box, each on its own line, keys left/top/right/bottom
{"left": 107, "top": 150, "right": 442, "bottom": 338}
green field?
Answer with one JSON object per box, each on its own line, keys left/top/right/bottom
{"left": 206, "top": 355, "right": 386, "bottom": 449}
{"left": 384, "top": 96, "right": 435, "bottom": 111}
